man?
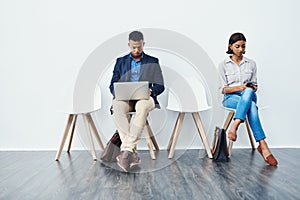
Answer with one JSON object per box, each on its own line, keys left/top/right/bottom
{"left": 109, "top": 31, "right": 165, "bottom": 172}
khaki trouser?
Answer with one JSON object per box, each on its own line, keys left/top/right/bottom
{"left": 112, "top": 98, "right": 155, "bottom": 152}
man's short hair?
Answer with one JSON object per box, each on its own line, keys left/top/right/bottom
{"left": 129, "top": 31, "right": 144, "bottom": 41}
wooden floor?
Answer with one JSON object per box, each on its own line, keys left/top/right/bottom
{"left": 0, "top": 148, "right": 299, "bottom": 200}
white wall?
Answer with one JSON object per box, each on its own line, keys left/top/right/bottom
{"left": 1, "top": 0, "right": 299, "bottom": 150}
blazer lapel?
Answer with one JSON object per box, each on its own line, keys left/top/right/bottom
{"left": 139, "top": 54, "right": 147, "bottom": 81}
{"left": 123, "top": 55, "right": 132, "bottom": 81}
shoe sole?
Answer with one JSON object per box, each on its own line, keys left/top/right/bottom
{"left": 116, "top": 156, "right": 129, "bottom": 172}
{"left": 117, "top": 162, "right": 129, "bottom": 172}
{"left": 257, "top": 146, "right": 278, "bottom": 166}
{"left": 130, "top": 161, "right": 141, "bottom": 168}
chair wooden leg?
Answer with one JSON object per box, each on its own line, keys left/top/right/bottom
{"left": 55, "top": 114, "right": 75, "bottom": 161}
{"left": 86, "top": 113, "right": 104, "bottom": 150}
{"left": 168, "top": 113, "right": 185, "bottom": 159}
{"left": 67, "top": 114, "right": 77, "bottom": 152}
{"left": 228, "top": 140, "right": 233, "bottom": 158}
{"left": 167, "top": 113, "right": 181, "bottom": 151}
{"left": 82, "top": 114, "right": 97, "bottom": 161}
{"left": 144, "top": 124, "right": 156, "bottom": 160}
{"left": 245, "top": 116, "right": 256, "bottom": 150}
{"left": 223, "top": 111, "right": 234, "bottom": 157}
{"left": 192, "top": 112, "right": 213, "bottom": 159}
{"left": 223, "top": 111, "right": 235, "bottom": 131}
{"left": 145, "top": 119, "right": 159, "bottom": 151}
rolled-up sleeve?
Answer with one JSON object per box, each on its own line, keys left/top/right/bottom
{"left": 218, "top": 62, "right": 227, "bottom": 94}
{"left": 250, "top": 61, "right": 257, "bottom": 83}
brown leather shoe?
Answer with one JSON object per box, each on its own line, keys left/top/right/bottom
{"left": 130, "top": 153, "right": 141, "bottom": 168}
{"left": 228, "top": 131, "right": 237, "bottom": 142}
{"left": 257, "top": 145, "right": 278, "bottom": 166}
{"left": 116, "top": 151, "right": 132, "bottom": 172}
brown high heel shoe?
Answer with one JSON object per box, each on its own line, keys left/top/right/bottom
{"left": 257, "top": 145, "right": 278, "bottom": 166}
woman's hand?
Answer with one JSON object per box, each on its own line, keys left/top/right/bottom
{"left": 251, "top": 85, "right": 258, "bottom": 92}
{"left": 223, "top": 84, "right": 247, "bottom": 93}
{"left": 239, "top": 84, "right": 247, "bottom": 91}
{"left": 245, "top": 83, "right": 258, "bottom": 92}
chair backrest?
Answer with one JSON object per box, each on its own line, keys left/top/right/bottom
{"left": 166, "top": 76, "right": 211, "bottom": 112}
{"left": 63, "top": 84, "right": 102, "bottom": 114}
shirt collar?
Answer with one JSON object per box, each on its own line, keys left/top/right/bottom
{"left": 129, "top": 52, "right": 144, "bottom": 61}
{"left": 225, "top": 56, "right": 250, "bottom": 64}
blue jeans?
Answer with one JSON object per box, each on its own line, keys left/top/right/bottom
{"left": 223, "top": 88, "right": 266, "bottom": 142}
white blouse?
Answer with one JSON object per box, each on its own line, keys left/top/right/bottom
{"left": 218, "top": 56, "right": 257, "bottom": 93}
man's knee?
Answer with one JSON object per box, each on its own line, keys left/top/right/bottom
{"left": 135, "top": 100, "right": 153, "bottom": 114}
{"left": 113, "top": 100, "right": 129, "bottom": 114}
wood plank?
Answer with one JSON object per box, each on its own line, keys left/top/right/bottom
{"left": 1, "top": 151, "right": 88, "bottom": 200}
{"left": 0, "top": 151, "right": 55, "bottom": 198}
{"left": 0, "top": 149, "right": 299, "bottom": 200}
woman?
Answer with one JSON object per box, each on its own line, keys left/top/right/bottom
{"left": 218, "top": 32, "right": 278, "bottom": 166}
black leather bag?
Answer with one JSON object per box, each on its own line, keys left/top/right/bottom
{"left": 100, "top": 130, "right": 122, "bottom": 162}
{"left": 211, "top": 127, "right": 229, "bottom": 162}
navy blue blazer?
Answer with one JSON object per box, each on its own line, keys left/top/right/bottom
{"left": 109, "top": 52, "right": 165, "bottom": 107}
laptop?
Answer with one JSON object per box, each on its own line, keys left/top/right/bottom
{"left": 114, "top": 81, "right": 149, "bottom": 101}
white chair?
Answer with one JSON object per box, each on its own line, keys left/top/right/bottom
{"left": 223, "top": 107, "right": 255, "bottom": 157}
{"left": 166, "top": 76, "right": 213, "bottom": 159}
{"left": 55, "top": 86, "right": 104, "bottom": 161}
